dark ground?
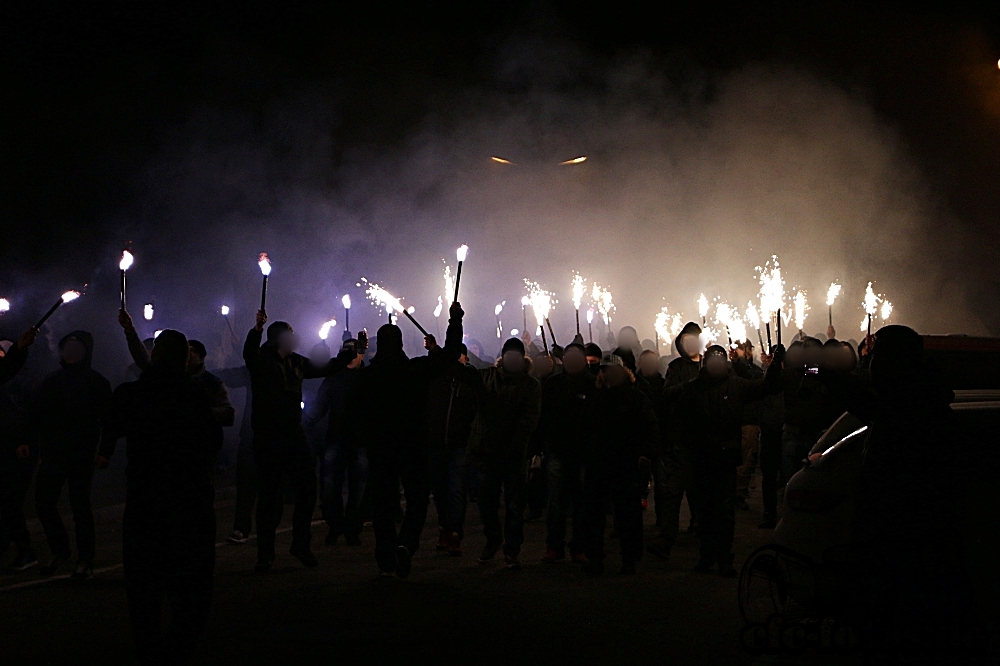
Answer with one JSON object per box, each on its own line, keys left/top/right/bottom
{"left": 0, "top": 469, "right": 992, "bottom": 665}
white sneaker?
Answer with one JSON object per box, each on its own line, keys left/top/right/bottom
{"left": 227, "top": 531, "right": 249, "bottom": 544}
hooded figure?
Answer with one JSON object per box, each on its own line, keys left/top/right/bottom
{"left": 30, "top": 330, "right": 116, "bottom": 580}
{"left": 0, "top": 336, "right": 36, "bottom": 570}
{"left": 110, "top": 329, "right": 223, "bottom": 664}
{"left": 350, "top": 302, "right": 469, "bottom": 576}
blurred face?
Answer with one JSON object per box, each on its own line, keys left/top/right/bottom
{"left": 277, "top": 329, "right": 298, "bottom": 355}
{"left": 562, "top": 348, "right": 587, "bottom": 375}
{"left": 502, "top": 351, "right": 525, "bottom": 374}
{"left": 469, "top": 343, "right": 481, "bottom": 358}
{"left": 534, "top": 355, "right": 554, "bottom": 377}
{"left": 681, "top": 334, "right": 702, "bottom": 359}
{"left": 638, "top": 353, "right": 658, "bottom": 376}
{"left": 619, "top": 328, "right": 638, "bottom": 348}
{"left": 803, "top": 344, "right": 823, "bottom": 368}
{"left": 705, "top": 353, "right": 728, "bottom": 378}
{"left": 600, "top": 364, "right": 627, "bottom": 387}
{"left": 61, "top": 340, "right": 86, "bottom": 365}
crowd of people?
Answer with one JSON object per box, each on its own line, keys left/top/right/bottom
{"left": 0, "top": 297, "right": 973, "bottom": 662}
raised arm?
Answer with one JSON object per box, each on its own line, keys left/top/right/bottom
{"left": 242, "top": 310, "right": 267, "bottom": 370}
{"left": 119, "top": 309, "right": 151, "bottom": 371}
{"left": 0, "top": 328, "right": 35, "bottom": 385}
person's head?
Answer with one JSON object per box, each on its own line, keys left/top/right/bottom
{"left": 841, "top": 341, "right": 858, "bottom": 370}
{"left": 562, "top": 343, "right": 588, "bottom": 375}
{"left": 598, "top": 354, "right": 631, "bottom": 388}
{"left": 310, "top": 342, "right": 331, "bottom": 366}
{"left": 638, "top": 349, "right": 659, "bottom": 376}
{"left": 187, "top": 339, "right": 208, "bottom": 373}
{"left": 501, "top": 337, "right": 526, "bottom": 374}
{"left": 58, "top": 331, "right": 93, "bottom": 366}
{"left": 821, "top": 338, "right": 843, "bottom": 370}
{"left": 266, "top": 322, "right": 298, "bottom": 356}
{"left": 466, "top": 339, "right": 483, "bottom": 359}
{"left": 612, "top": 346, "right": 637, "bottom": 374}
{"left": 375, "top": 324, "right": 404, "bottom": 355}
{"left": 533, "top": 354, "right": 554, "bottom": 378}
{"left": 584, "top": 343, "right": 603, "bottom": 368}
{"left": 801, "top": 337, "right": 824, "bottom": 368}
{"left": 150, "top": 329, "right": 189, "bottom": 372}
{"left": 785, "top": 340, "right": 804, "bottom": 367}
{"left": 618, "top": 326, "right": 639, "bottom": 350}
{"left": 677, "top": 322, "right": 703, "bottom": 361}
{"left": 342, "top": 339, "right": 365, "bottom": 369}
{"left": 458, "top": 343, "right": 469, "bottom": 366}
{"left": 869, "top": 325, "right": 924, "bottom": 393}
{"left": 703, "top": 345, "right": 729, "bottom": 378}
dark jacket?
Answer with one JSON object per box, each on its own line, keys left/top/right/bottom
{"left": 242, "top": 328, "right": 348, "bottom": 446}
{"left": 586, "top": 382, "right": 659, "bottom": 474}
{"left": 0, "top": 344, "right": 28, "bottom": 386}
{"left": 191, "top": 368, "right": 236, "bottom": 427}
{"left": 664, "top": 323, "right": 703, "bottom": 389}
{"left": 674, "top": 363, "right": 782, "bottom": 468}
{"left": 308, "top": 364, "right": 365, "bottom": 449}
{"left": 466, "top": 365, "right": 542, "bottom": 476}
{"left": 777, "top": 366, "right": 843, "bottom": 440}
{"left": 425, "top": 359, "right": 480, "bottom": 453}
{"left": 111, "top": 365, "right": 223, "bottom": 509}
{"left": 535, "top": 369, "right": 596, "bottom": 460}
{"left": 30, "top": 333, "right": 115, "bottom": 460}
{"left": 214, "top": 365, "right": 252, "bottom": 441}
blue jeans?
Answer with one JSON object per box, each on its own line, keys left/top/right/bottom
{"left": 320, "top": 442, "right": 369, "bottom": 539}
{"left": 430, "top": 448, "right": 469, "bottom": 538}
{"left": 781, "top": 430, "right": 813, "bottom": 487}
{"left": 545, "top": 455, "right": 585, "bottom": 554}
{"left": 476, "top": 467, "right": 526, "bottom": 557}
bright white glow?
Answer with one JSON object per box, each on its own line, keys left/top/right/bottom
{"left": 571, "top": 273, "right": 586, "bottom": 310}
{"left": 824, "top": 426, "right": 869, "bottom": 456}
{"left": 494, "top": 302, "right": 503, "bottom": 316}
{"left": 300, "top": 402, "right": 305, "bottom": 409}
{"left": 826, "top": 282, "right": 842, "bottom": 307}
{"left": 258, "top": 253, "right": 272, "bottom": 276}
{"left": 456, "top": 244, "right": 468, "bottom": 262}
{"left": 154, "top": 330, "right": 163, "bottom": 338}
{"left": 119, "top": 250, "right": 134, "bottom": 271}
{"left": 863, "top": 282, "right": 880, "bottom": 316}
{"left": 362, "top": 278, "right": 405, "bottom": 314}
{"left": 221, "top": 305, "right": 230, "bottom": 316}
{"left": 757, "top": 256, "right": 785, "bottom": 322}
{"left": 746, "top": 302, "right": 761, "bottom": 330}
{"left": 407, "top": 306, "right": 415, "bottom": 314}
{"left": 434, "top": 296, "right": 443, "bottom": 318}
{"left": 524, "top": 279, "right": 554, "bottom": 327}
{"left": 491, "top": 156, "right": 512, "bottom": 164}
{"left": 520, "top": 295, "right": 531, "bottom": 307}
{"left": 794, "top": 291, "right": 808, "bottom": 331}
{"left": 591, "top": 283, "right": 614, "bottom": 324}
{"left": 697, "top": 294, "right": 709, "bottom": 319}
{"left": 716, "top": 302, "right": 748, "bottom": 343}
{"left": 342, "top": 294, "right": 351, "bottom": 309}
{"left": 318, "top": 319, "right": 337, "bottom": 340}
{"left": 558, "top": 156, "right": 587, "bottom": 165}
{"left": 586, "top": 309, "right": 594, "bottom": 324}
{"left": 0, "top": 298, "right": 9, "bottom": 313}
{"left": 61, "top": 291, "right": 80, "bottom": 303}
{"left": 442, "top": 263, "right": 455, "bottom": 309}
{"left": 143, "top": 303, "right": 154, "bottom": 321}
{"left": 861, "top": 315, "right": 870, "bottom": 332}
{"left": 511, "top": 329, "right": 519, "bottom": 336}
{"left": 881, "top": 300, "right": 893, "bottom": 321}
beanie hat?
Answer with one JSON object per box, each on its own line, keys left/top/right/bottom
{"left": 501, "top": 337, "right": 525, "bottom": 356}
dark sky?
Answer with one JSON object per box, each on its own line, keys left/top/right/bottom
{"left": 2, "top": 1, "right": 999, "bottom": 354}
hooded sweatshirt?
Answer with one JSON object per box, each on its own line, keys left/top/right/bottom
{"left": 30, "top": 331, "right": 116, "bottom": 460}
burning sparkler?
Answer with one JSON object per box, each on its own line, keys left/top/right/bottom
{"left": 220, "top": 305, "right": 235, "bottom": 337}
{"left": 826, "top": 282, "right": 842, "bottom": 327}
{"left": 863, "top": 282, "right": 880, "bottom": 336}
{"left": 591, "top": 283, "right": 614, "bottom": 326}
{"left": 881, "top": 300, "right": 893, "bottom": 321}
{"left": 342, "top": 294, "right": 352, "bottom": 333}
{"left": 746, "top": 301, "right": 766, "bottom": 351}
{"left": 697, "top": 294, "right": 709, "bottom": 326}
{"left": 655, "top": 307, "right": 683, "bottom": 352}
{"left": 454, "top": 245, "right": 468, "bottom": 302}
{"left": 362, "top": 278, "right": 428, "bottom": 336}
{"left": 221, "top": 305, "right": 230, "bottom": 316}
{"left": 143, "top": 303, "right": 154, "bottom": 321}
{"left": 0, "top": 299, "right": 9, "bottom": 315}
{"left": 521, "top": 294, "right": 530, "bottom": 332}
{"left": 119, "top": 249, "right": 133, "bottom": 310}
{"left": 442, "top": 263, "right": 455, "bottom": 310}
{"left": 715, "top": 302, "right": 747, "bottom": 347}
{"left": 524, "top": 280, "right": 555, "bottom": 354}
{"left": 258, "top": 253, "right": 272, "bottom": 311}
{"left": 318, "top": 319, "right": 337, "bottom": 341}
{"left": 793, "top": 291, "right": 808, "bottom": 339}
{"left": 558, "top": 156, "right": 587, "bottom": 165}
{"left": 35, "top": 290, "right": 82, "bottom": 330}
{"left": 495, "top": 302, "right": 504, "bottom": 339}
{"left": 757, "top": 255, "right": 785, "bottom": 348}
{"left": 587, "top": 309, "right": 594, "bottom": 343}
{"left": 571, "top": 272, "right": 587, "bottom": 336}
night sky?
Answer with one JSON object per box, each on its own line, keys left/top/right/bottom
{"left": 2, "top": 2, "right": 999, "bottom": 363}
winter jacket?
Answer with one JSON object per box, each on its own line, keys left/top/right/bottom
{"left": 732, "top": 358, "right": 764, "bottom": 426}
{"left": 586, "top": 382, "right": 659, "bottom": 475}
{"left": 215, "top": 365, "right": 252, "bottom": 441}
{"left": 308, "top": 365, "right": 364, "bottom": 449}
{"left": 0, "top": 344, "right": 27, "bottom": 386}
{"left": 777, "top": 366, "right": 844, "bottom": 439}
{"left": 242, "top": 328, "right": 348, "bottom": 446}
{"left": 466, "top": 366, "right": 542, "bottom": 476}
{"left": 191, "top": 368, "right": 236, "bottom": 427}
{"left": 425, "top": 359, "right": 480, "bottom": 453}
{"left": 535, "top": 369, "right": 596, "bottom": 460}
{"left": 111, "top": 365, "right": 223, "bottom": 509}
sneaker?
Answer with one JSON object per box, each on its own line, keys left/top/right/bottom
{"left": 503, "top": 554, "right": 521, "bottom": 570}
{"left": 40, "top": 556, "right": 67, "bottom": 577}
{"left": 325, "top": 530, "right": 339, "bottom": 546}
{"left": 719, "top": 564, "right": 738, "bottom": 578}
{"left": 570, "top": 551, "right": 589, "bottom": 565}
{"left": 620, "top": 560, "right": 637, "bottom": 575}
{"left": 344, "top": 534, "right": 362, "bottom": 546}
{"left": 436, "top": 528, "right": 449, "bottom": 551}
{"left": 582, "top": 560, "right": 604, "bottom": 576}
{"left": 254, "top": 560, "right": 273, "bottom": 574}
{"left": 395, "top": 546, "right": 412, "bottom": 579}
{"left": 227, "top": 531, "right": 249, "bottom": 544}
{"left": 646, "top": 538, "right": 671, "bottom": 562}
{"left": 289, "top": 546, "right": 319, "bottom": 568}
{"left": 693, "top": 559, "right": 714, "bottom": 573}
{"left": 479, "top": 540, "right": 503, "bottom": 563}
{"left": 9, "top": 550, "right": 38, "bottom": 571}
{"left": 70, "top": 562, "right": 93, "bottom": 581}
{"left": 541, "top": 548, "right": 565, "bottom": 563}
{"left": 757, "top": 515, "right": 777, "bottom": 530}
{"left": 447, "top": 532, "right": 462, "bottom": 557}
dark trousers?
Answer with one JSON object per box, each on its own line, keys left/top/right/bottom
{"left": 254, "top": 445, "right": 316, "bottom": 562}
{"left": 232, "top": 435, "right": 257, "bottom": 536}
{"left": 656, "top": 446, "right": 697, "bottom": 544}
{"left": 545, "top": 455, "right": 585, "bottom": 554}
{"left": 759, "top": 426, "right": 782, "bottom": 517}
{"left": 690, "top": 463, "right": 737, "bottom": 567}
{"left": 430, "top": 448, "right": 468, "bottom": 538}
{"left": 584, "top": 469, "right": 643, "bottom": 565}
{"left": 0, "top": 457, "right": 35, "bottom": 556}
{"left": 35, "top": 455, "right": 96, "bottom": 562}
{"left": 320, "top": 442, "right": 369, "bottom": 538}
{"left": 124, "top": 501, "right": 215, "bottom": 666}
{"left": 476, "top": 467, "right": 526, "bottom": 557}
{"left": 526, "top": 457, "right": 546, "bottom": 517}
{"left": 369, "top": 444, "right": 430, "bottom": 572}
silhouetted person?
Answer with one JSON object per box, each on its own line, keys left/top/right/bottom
{"left": 111, "top": 330, "right": 222, "bottom": 664}
{"left": 30, "top": 331, "right": 115, "bottom": 580}
{"left": 0, "top": 329, "right": 39, "bottom": 570}
{"left": 213, "top": 364, "right": 255, "bottom": 544}
{"left": 581, "top": 354, "right": 659, "bottom": 575}
{"left": 186, "top": 340, "right": 235, "bottom": 428}
{"left": 466, "top": 337, "right": 542, "bottom": 569}
{"left": 243, "top": 310, "right": 352, "bottom": 573}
